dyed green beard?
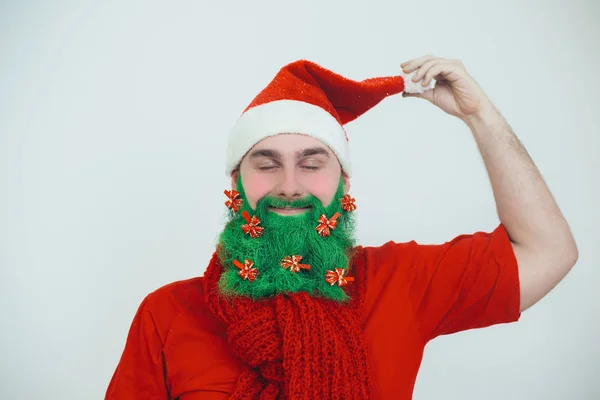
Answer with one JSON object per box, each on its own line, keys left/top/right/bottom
{"left": 216, "top": 175, "right": 356, "bottom": 301}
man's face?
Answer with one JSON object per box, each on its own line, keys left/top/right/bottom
{"left": 219, "top": 133, "right": 355, "bottom": 300}
{"left": 232, "top": 134, "right": 350, "bottom": 213}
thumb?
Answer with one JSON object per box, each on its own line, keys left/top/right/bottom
{"left": 402, "top": 90, "right": 434, "bottom": 102}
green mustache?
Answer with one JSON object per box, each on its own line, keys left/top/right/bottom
{"left": 258, "top": 195, "right": 319, "bottom": 210}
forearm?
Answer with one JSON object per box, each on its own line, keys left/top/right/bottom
{"left": 463, "top": 103, "right": 576, "bottom": 255}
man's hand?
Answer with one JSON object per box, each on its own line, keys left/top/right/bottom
{"left": 401, "top": 55, "right": 493, "bottom": 121}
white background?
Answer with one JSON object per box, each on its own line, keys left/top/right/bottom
{"left": 1, "top": 1, "right": 599, "bottom": 398}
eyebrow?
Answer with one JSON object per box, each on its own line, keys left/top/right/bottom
{"left": 297, "top": 147, "right": 330, "bottom": 158}
{"left": 248, "top": 147, "right": 331, "bottom": 160}
{"left": 248, "top": 149, "right": 282, "bottom": 159}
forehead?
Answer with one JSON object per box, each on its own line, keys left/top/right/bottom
{"left": 249, "top": 134, "right": 335, "bottom": 156}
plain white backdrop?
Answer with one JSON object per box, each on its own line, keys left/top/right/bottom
{"left": 1, "top": 1, "right": 598, "bottom": 398}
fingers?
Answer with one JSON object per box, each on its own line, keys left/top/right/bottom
{"left": 402, "top": 56, "right": 463, "bottom": 86}
{"left": 401, "top": 55, "right": 436, "bottom": 73}
{"left": 410, "top": 59, "right": 437, "bottom": 83}
{"left": 401, "top": 55, "right": 461, "bottom": 72}
{"left": 422, "top": 63, "right": 455, "bottom": 86}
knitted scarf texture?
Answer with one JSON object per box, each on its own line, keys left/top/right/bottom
{"left": 203, "top": 251, "right": 372, "bottom": 399}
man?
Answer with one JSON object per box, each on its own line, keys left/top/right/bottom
{"left": 105, "top": 55, "right": 578, "bottom": 399}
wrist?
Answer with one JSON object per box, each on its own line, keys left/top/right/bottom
{"left": 463, "top": 100, "right": 502, "bottom": 129}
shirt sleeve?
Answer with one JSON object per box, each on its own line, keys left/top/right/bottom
{"left": 105, "top": 296, "right": 170, "bottom": 400}
{"left": 370, "top": 223, "right": 521, "bottom": 342}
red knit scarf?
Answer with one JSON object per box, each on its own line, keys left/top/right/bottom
{"left": 203, "top": 249, "right": 372, "bottom": 399}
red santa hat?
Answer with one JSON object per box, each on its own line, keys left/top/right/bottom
{"left": 225, "top": 60, "right": 433, "bottom": 176}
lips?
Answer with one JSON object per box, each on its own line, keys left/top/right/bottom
{"left": 268, "top": 206, "right": 311, "bottom": 215}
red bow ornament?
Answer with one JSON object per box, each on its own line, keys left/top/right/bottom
{"left": 325, "top": 268, "right": 354, "bottom": 287}
{"left": 224, "top": 190, "right": 243, "bottom": 212}
{"left": 316, "top": 212, "right": 340, "bottom": 237}
{"left": 341, "top": 194, "right": 356, "bottom": 213}
{"left": 281, "top": 255, "right": 311, "bottom": 273}
{"left": 233, "top": 259, "right": 258, "bottom": 282}
{"left": 241, "top": 210, "right": 264, "bottom": 238}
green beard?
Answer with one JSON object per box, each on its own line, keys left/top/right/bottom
{"left": 216, "top": 175, "right": 356, "bottom": 302}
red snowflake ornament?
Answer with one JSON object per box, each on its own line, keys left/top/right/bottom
{"left": 316, "top": 212, "right": 340, "bottom": 237}
{"left": 233, "top": 259, "right": 258, "bottom": 282}
{"left": 281, "top": 255, "right": 311, "bottom": 273}
{"left": 241, "top": 210, "right": 264, "bottom": 238}
{"left": 224, "top": 190, "right": 243, "bottom": 212}
{"left": 341, "top": 194, "right": 356, "bottom": 213}
{"left": 325, "top": 268, "right": 354, "bottom": 287}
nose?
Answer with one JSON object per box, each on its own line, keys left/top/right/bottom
{"left": 275, "top": 169, "right": 304, "bottom": 201}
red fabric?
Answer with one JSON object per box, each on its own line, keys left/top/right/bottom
{"left": 106, "top": 224, "right": 521, "bottom": 400}
{"left": 245, "top": 60, "right": 405, "bottom": 126}
{"left": 202, "top": 251, "right": 370, "bottom": 399}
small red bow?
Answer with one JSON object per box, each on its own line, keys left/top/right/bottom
{"left": 241, "top": 210, "right": 264, "bottom": 238}
{"left": 316, "top": 212, "right": 340, "bottom": 237}
{"left": 341, "top": 194, "right": 356, "bottom": 213}
{"left": 233, "top": 259, "right": 258, "bottom": 282}
{"left": 325, "top": 268, "right": 354, "bottom": 286}
{"left": 281, "top": 255, "right": 311, "bottom": 273}
{"left": 224, "top": 190, "right": 243, "bottom": 212}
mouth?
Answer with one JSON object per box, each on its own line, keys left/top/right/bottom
{"left": 268, "top": 206, "right": 311, "bottom": 216}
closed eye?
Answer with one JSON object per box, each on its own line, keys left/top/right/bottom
{"left": 259, "top": 165, "right": 278, "bottom": 171}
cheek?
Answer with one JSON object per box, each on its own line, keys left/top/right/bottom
{"left": 303, "top": 174, "right": 339, "bottom": 206}
{"left": 241, "top": 174, "right": 272, "bottom": 209}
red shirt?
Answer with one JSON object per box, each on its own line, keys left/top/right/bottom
{"left": 106, "top": 224, "right": 520, "bottom": 399}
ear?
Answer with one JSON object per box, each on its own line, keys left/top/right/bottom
{"left": 231, "top": 170, "right": 239, "bottom": 190}
{"left": 342, "top": 173, "right": 351, "bottom": 194}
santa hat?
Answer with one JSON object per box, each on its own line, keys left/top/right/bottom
{"left": 225, "top": 60, "right": 434, "bottom": 176}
